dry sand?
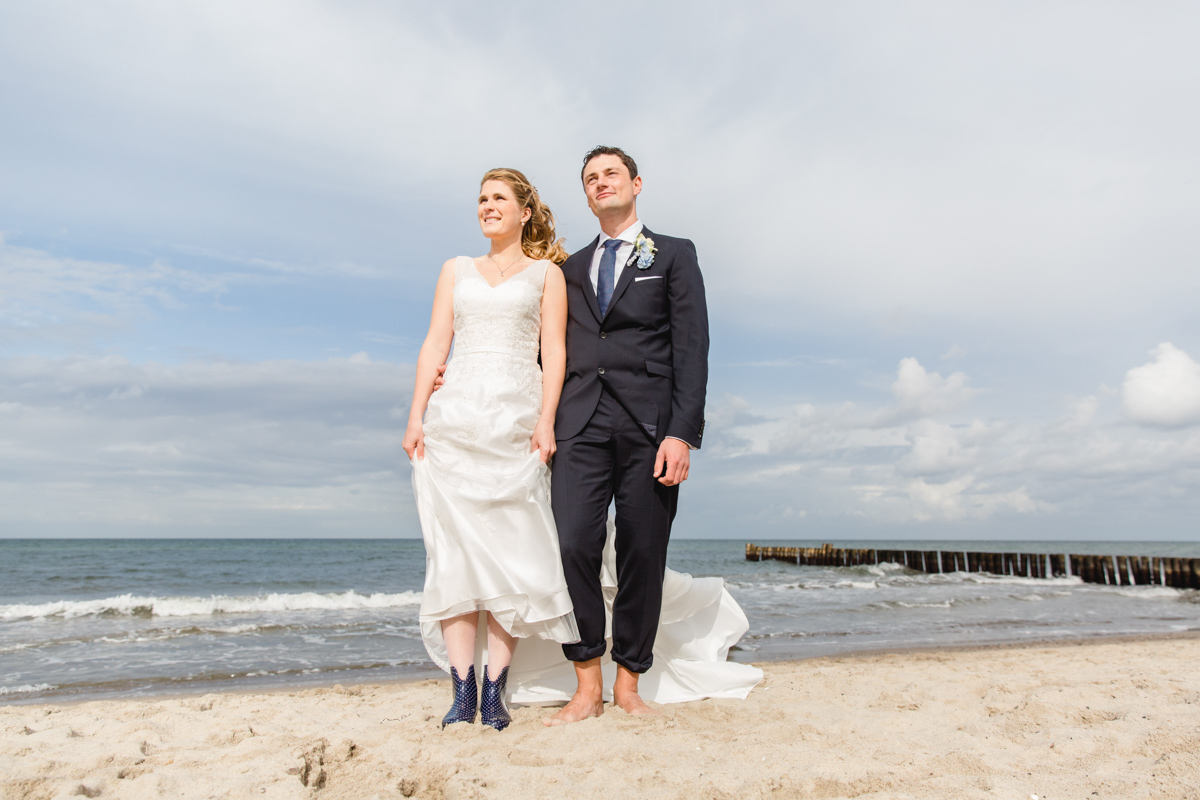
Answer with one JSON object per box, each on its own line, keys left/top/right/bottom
{"left": 4, "top": 636, "right": 1200, "bottom": 800}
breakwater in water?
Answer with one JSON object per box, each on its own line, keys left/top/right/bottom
{"left": 745, "top": 543, "right": 1200, "bottom": 589}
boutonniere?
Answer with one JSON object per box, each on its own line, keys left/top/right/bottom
{"left": 633, "top": 233, "right": 657, "bottom": 269}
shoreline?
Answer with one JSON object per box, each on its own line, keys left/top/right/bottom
{"left": 8, "top": 628, "right": 1200, "bottom": 709}
{"left": 5, "top": 634, "right": 1199, "bottom": 798}
{"left": 807, "top": 626, "right": 1200, "bottom": 662}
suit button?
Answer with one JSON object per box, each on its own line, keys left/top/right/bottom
{"left": 600, "top": 332, "right": 607, "bottom": 339}
{"left": 598, "top": 368, "right": 605, "bottom": 375}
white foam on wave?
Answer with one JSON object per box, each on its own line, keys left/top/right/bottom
{"left": 895, "top": 600, "right": 954, "bottom": 609}
{"left": 0, "top": 590, "right": 423, "bottom": 621}
{"left": 0, "top": 683, "right": 56, "bottom": 695}
{"left": 925, "top": 572, "right": 1083, "bottom": 588}
{"left": 1114, "top": 586, "right": 1183, "bottom": 600}
{"left": 834, "top": 580, "right": 879, "bottom": 590}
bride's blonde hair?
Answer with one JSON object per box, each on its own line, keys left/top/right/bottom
{"left": 481, "top": 168, "right": 568, "bottom": 265}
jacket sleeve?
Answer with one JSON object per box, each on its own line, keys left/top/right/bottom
{"left": 665, "top": 239, "right": 709, "bottom": 448}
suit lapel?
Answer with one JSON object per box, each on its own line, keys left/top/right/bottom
{"left": 603, "top": 226, "right": 652, "bottom": 319}
{"left": 578, "top": 236, "right": 603, "bottom": 323}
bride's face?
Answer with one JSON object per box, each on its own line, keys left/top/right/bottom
{"left": 478, "top": 180, "right": 529, "bottom": 240}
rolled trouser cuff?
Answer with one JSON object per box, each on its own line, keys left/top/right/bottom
{"left": 611, "top": 651, "right": 653, "bottom": 674}
{"left": 562, "top": 640, "right": 607, "bottom": 663}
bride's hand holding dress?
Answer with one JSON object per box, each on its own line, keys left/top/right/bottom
{"left": 403, "top": 257, "right": 458, "bottom": 463}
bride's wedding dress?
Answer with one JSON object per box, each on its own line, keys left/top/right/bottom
{"left": 412, "top": 257, "right": 578, "bottom": 664}
{"left": 411, "top": 256, "right": 761, "bottom": 703}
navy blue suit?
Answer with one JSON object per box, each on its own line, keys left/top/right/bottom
{"left": 551, "top": 227, "right": 709, "bottom": 672}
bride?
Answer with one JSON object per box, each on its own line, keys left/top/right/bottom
{"left": 404, "top": 168, "right": 760, "bottom": 732}
{"left": 404, "top": 167, "right": 575, "bottom": 731}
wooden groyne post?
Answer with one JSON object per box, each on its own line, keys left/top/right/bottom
{"left": 743, "top": 543, "right": 1200, "bottom": 589}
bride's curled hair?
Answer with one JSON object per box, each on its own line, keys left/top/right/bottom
{"left": 481, "top": 168, "right": 568, "bottom": 265}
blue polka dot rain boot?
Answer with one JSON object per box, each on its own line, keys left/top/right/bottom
{"left": 480, "top": 665, "right": 512, "bottom": 731}
{"left": 441, "top": 665, "right": 477, "bottom": 728}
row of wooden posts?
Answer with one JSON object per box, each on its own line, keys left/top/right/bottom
{"left": 745, "top": 543, "right": 1200, "bottom": 589}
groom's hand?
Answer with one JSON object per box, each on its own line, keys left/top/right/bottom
{"left": 432, "top": 364, "right": 447, "bottom": 391}
{"left": 654, "top": 438, "right": 691, "bottom": 486}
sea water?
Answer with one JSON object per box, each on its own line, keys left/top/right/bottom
{"left": 3, "top": 538, "right": 1199, "bottom": 704}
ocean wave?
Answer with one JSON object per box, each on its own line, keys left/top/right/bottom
{"left": 872, "top": 571, "right": 1083, "bottom": 588}
{"left": 864, "top": 563, "right": 910, "bottom": 576}
{"left": 960, "top": 573, "right": 1082, "bottom": 587}
{"left": 0, "top": 590, "right": 423, "bottom": 621}
{"left": 1113, "top": 586, "right": 1184, "bottom": 600}
{"left": 833, "top": 580, "right": 879, "bottom": 590}
{"left": 0, "top": 683, "right": 56, "bottom": 695}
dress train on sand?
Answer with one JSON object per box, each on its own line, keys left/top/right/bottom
{"left": 461, "top": 518, "right": 763, "bottom": 705}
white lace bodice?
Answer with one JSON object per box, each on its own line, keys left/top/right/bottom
{"left": 451, "top": 256, "right": 548, "bottom": 359}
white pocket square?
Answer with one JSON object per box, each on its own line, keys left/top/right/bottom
{"left": 634, "top": 275, "right": 663, "bottom": 282}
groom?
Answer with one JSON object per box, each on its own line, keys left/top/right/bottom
{"left": 547, "top": 146, "right": 709, "bottom": 724}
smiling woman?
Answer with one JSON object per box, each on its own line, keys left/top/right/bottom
{"left": 401, "top": 168, "right": 575, "bottom": 731}
{"left": 478, "top": 168, "right": 568, "bottom": 268}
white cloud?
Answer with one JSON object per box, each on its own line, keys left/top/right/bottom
{"left": 904, "top": 476, "right": 1037, "bottom": 523}
{"left": 0, "top": 354, "right": 414, "bottom": 536}
{"left": 4, "top": 3, "right": 1198, "bottom": 330}
{"left": 0, "top": 238, "right": 260, "bottom": 349}
{"left": 4, "top": 348, "right": 1199, "bottom": 538}
{"left": 1044, "top": 396, "right": 1098, "bottom": 437}
{"left": 891, "top": 357, "right": 977, "bottom": 418}
{"left": 687, "top": 359, "right": 1200, "bottom": 534}
{"left": 1123, "top": 343, "right": 1200, "bottom": 427}
{"left": 697, "top": 360, "right": 1029, "bottom": 525}
{"left": 900, "top": 419, "right": 996, "bottom": 476}
{"left": 940, "top": 344, "right": 968, "bottom": 361}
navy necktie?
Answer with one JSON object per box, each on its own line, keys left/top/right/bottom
{"left": 596, "top": 238, "right": 622, "bottom": 317}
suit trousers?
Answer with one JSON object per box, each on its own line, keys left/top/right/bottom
{"left": 552, "top": 386, "right": 679, "bottom": 673}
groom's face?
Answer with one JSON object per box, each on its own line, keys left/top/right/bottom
{"left": 583, "top": 155, "right": 641, "bottom": 219}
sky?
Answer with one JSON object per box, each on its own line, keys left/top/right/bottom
{"left": 1, "top": 1, "right": 1198, "bottom": 540}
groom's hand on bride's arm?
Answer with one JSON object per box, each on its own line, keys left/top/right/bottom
{"left": 654, "top": 438, "right": 691, "bottom": 486}
{"left": 432, "top": 364, "right": 447, "bottom": 390}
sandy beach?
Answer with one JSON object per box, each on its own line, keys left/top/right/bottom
{"left": 4, "top": 636, "right": 1199, "bottom": 800}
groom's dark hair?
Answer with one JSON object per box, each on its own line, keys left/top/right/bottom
{"left": 581, "top": 146, "right": 638, "bottom": 182}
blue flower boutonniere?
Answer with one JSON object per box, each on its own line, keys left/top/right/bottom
{"left": 634, "top": 233, "right": 657, "bottom": 269}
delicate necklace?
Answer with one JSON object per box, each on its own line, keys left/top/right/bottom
{"left": 486, "top": 252, "right": 525, "bottom": 277}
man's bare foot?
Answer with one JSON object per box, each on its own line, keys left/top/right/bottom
{"left": 543, "top": 693, "right": 604, "bottom": 727}
{"left": 613, "top": 690, "right": 662, "bottom": 716}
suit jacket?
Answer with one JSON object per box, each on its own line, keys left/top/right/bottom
{"left": 554, "top": 226, "right": 709, "bottom": 448}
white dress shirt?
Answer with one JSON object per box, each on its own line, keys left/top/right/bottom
{"left": 589, "top": 220, "right": 643, "bottom": 294}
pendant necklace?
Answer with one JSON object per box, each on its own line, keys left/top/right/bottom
{"left": 487, "top": 251, "right": 525, "bottom": 278}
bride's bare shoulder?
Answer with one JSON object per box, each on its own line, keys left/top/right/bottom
{"left": 436, "top": 257, "right": 465, "bottom": 284}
